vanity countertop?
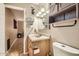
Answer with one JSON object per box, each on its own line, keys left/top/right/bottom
{"left": 28, "top": 34, "right": 50, "bottom": 42}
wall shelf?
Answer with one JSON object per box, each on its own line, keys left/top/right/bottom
{"left": 51, "top": 4, "right": 76, "bottom": 17}
{"left": 49, "top": 3, "right": 78, "bottom": 24}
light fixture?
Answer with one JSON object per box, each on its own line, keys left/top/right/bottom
{"left": 38, "top": 11, "right": 42, "bottom": 15}
{"left": 46, "top": 10, "right": 49, "bottom": 13}
{"left": 36, "top": 11, "right": 42, "bottom": 17}
{"left": 36, "top": 13, "right": 39, "bottom": 17}
{"left": 43, "top": 13, "right": 46, "bottom": 16}
{"left": 40, "top": 13, "right": 46, "bottom": 17}
{"left": 41, "top": 8, "right": 45, "bottom": 12}
{"left": 40, "top": 15, "right": 44, "bottom": 17}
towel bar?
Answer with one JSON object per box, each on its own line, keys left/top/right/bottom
{"left": 52, "top": 20, "right": 77, "bottom": 28}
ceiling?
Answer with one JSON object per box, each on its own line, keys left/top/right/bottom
{"left": 5, "top": 3, "right": 49, "bottom": 21}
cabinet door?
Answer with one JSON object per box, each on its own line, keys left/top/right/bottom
{"left": 54, "top": 14, "right": 65, "bottom": 22}
{"left": 28, "top": 39, "right": 33, "bottom": 56}
{"left": 36, "top": 40, "right": 50, "bottom": 56}
{"left": 59, "top": 3, "right": 74, "bottom": 10}
{"left": 65, "top": 10, "right": 76, "bottom": 20}
{"left": 50, "top": 4, "right": 58, "bottom": 16}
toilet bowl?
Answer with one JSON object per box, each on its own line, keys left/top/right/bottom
{"left": 53, "top": 42, "right": 79, "bottom": 56}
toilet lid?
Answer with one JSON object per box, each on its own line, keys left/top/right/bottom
{"left": 53, "top": 42, "right": 79, "bottom": 54}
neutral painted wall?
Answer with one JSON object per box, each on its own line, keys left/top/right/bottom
{"left": 0, "top": 4, "right": 5, "bottom": 55}
{"left": 5, "top": 8, "right": 17, "bottom": 47}
{"left": 17, "top": 21, "right": 24, "bottom": 33}
{"left": 5, "top": 8, "right": 24, "bottom": 54}
{"left": 50, "top": 18, "right": 79, "bottom": 49}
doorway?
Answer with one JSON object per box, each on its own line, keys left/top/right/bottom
{"left": 5, "top": 6, "right": 24, "bottom": 56}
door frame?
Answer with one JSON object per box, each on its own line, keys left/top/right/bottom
{"left": 5, "top": 4, "right": 27, "bottom": 55}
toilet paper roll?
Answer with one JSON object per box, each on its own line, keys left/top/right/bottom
{"left": 34, "top": 48, "right": 40, "bottom": 54}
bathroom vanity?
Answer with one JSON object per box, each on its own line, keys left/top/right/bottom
{"left": 27, "top": 34, "right": 50, "bottom": 56}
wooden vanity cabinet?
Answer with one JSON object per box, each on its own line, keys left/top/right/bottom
{"left": 27, "top": 36, "right": 50, "bottom": 56}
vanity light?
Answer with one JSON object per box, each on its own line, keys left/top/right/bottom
{"left": 46, "top": 10, "right": 49, "bottom": 13}
{"left": 36, "top": 13, "right": 39, "bottom": 17}
{"left": 41, "top": 8, "right": 45, "bottom": 12}
{"left": 36, "top": 11, "right": 42, "bottom": 17}
{"left": 38, "top": 11, "right": 42, "bottom": 15}
{"left": 40, "top": 15, "right": 44, "bottom": 17}
{"left": 43, "top": 13, "right": 46, "bottom": 16}
{"left": 40, "top": 13, "right": 46, "bottom": 17}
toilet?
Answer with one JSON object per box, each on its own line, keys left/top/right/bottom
{"left": 53, "top": 42, "right": 79, "bottom": 56}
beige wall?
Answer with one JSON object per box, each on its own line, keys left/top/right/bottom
{"left": 0, "top": 3, "right": 6, "bottom": 55}
{"left": 50, "top": 18, "right": 79, "bottom": 49}
{"left": 17, "top": 21, "right": 24, "bottom": 33}
{"left": 5, "top": 8, "right": 24, "bottom": 53}
{"left": 5, "top": 8, "right": 17, "bottom": 47}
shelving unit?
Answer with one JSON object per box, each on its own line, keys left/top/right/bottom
{"left": 49, "top": 3, "right": 79, "bottom": 24}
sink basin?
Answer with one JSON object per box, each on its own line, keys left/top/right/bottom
{"left": 28, "top": 34, "right": 50, "bottom": 41}
{"left": 34, "top": 34, "right": 42, "bottom": 37}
